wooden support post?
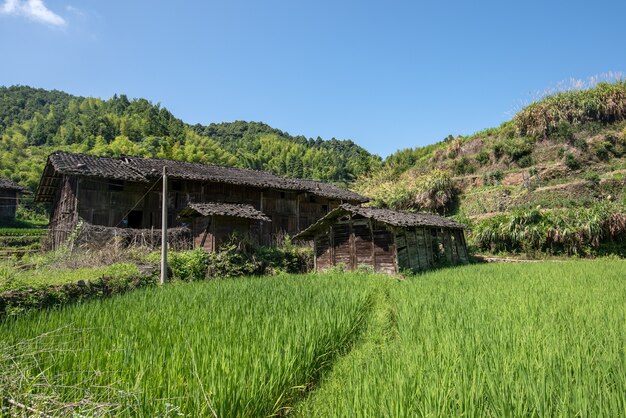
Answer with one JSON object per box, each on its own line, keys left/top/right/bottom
{"left": 160, "top": 166, "right": 168, "bottom": 285}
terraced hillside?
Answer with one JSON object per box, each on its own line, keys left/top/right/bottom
{"left": 356, "top": 81, "right": 626, "bottom": 256}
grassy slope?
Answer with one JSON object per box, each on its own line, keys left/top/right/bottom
{"left": 297, "top": 261, "right": 626, "bottom": 417}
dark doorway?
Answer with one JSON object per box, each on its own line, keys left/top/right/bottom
{"left": 128, "top": 210, "right": 143, "bottom": 228}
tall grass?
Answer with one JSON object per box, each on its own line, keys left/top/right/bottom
{"left": 515, "top": 81, "right": 626, "bottom": 137}
{"left": 0, "top": 273, "right": 379, "bottom": 416}
{"left": 297, "top": 261, "right": 626, "bottom": 417}
{"left": 472, "top": 204, "right": 626, "bottom": 255}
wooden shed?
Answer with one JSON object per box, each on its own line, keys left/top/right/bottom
{"left": 295, "top": 204, "right": 469, "bottom": 274}
{"left": 179, "top": 202, "right": 271, "bottom": 252}
{"left": 0, "top": 178, "right": 28, "bottom": 223}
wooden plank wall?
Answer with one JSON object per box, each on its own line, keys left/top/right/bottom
{"left": 191, "top": 216, "right": 254, "bottom": 252}
{"left": 313, "top": 217, "right": 397, "bottom": 274}
{"left": 0, "top": 189, "right": 17, "bottom": 221}
{"left": 48, "top": 175, "right": 79, "bottom": 249}
{"left": 70, "top": 176, "right": 347, "bottom": 247}
{"left": 314, "top": 231, "right": 333, "bottom": 270}
{"left": 395, "top": 226, "right": 469, "bottom": 272}
{"left": 353, "top": 219, "right": 373, "bottom": 268}
{"left": 372, "top": 223, "right": 396, "bottom": 274}
{"left": 333, "top": 221, "right": 352, "bottom": 268}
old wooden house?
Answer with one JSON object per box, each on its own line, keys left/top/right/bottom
{"left": 0, "top": 178, "right": 28, "bottom": 223}
{"left": 295, "top": 204, "right": 468, "bottom": 274}
{"left": 35, "top": 151, "right": 368, "bottom": 249}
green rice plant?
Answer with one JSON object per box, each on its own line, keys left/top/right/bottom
{"left": 297, "top": 261, "right": 626, "bottom": 417}
{"left": 0, "top": 273, "right": 381, "bottom": 416}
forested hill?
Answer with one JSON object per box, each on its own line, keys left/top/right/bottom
{"left": 0, "top": 86, "right": 381, "bottom": 190}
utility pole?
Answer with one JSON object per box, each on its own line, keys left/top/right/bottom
{"left": 160, "top": 166, "right": 168, "bottom": 285}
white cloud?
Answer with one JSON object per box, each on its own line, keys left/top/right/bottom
{"left": 0, "top": 0, "right": 66, "bottom": 27}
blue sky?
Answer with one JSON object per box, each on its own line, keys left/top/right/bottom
{"left": 1, "top": 0, "right": 625, "bottom": 157}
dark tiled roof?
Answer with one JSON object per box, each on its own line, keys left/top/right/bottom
{"left": 36, "top": 151, "right": 368, "bottom": 203}
{"left": 179, "top": 203, "right": 271, "bottom": 221}
{"left": 0, "top": 178, "right": 28, "bottom": 192}
{"left": 296, "top": 203, "right": 467, "bottom": 239}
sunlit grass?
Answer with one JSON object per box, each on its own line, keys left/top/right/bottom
{"left": 1, "top": 272, "right": 380, "bottom": 416}
{"left": 298, "top": 261, "right": 626, "bottom": 417}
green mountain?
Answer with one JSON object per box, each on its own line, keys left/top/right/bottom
{"left": 0, "top": 86, "right": 381, "bottom": 190}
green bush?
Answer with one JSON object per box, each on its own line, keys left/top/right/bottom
{"left": 549, "top": 121, "right": 575, "bottom": 142}
{"left": 476, "top": 150, "right": 490, "bottom": 166}
{"left": 471, "top": 204, "right": 626, "bottom": 256}
{"left": 564, "top": 153, "right": 581, "bottom": 170}
{"left": 516, "top": 154, "right": 533, "bottom": 168}
{"left": 504, "top": 137, "right": 535, "bottom": 162}
{"left": 167, "top": 248, "right": 209, "bottom": 281}
{"left": 583, "top": 171, "right": 601, "bottom": 185}
{"left": 453, "top": 156, "right": 475, "bottom": 175}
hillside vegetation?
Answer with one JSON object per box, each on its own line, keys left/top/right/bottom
{"left": 355, "top": 81, "right": 626, "bottom": 256}
{"left": 0, "top": 86, "right": 380, "bottom": 190}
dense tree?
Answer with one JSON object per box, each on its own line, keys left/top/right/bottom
{"left": 0, "top": 86, "right": 380, "bottom": 192}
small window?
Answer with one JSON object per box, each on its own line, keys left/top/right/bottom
{"left": 280, "top": 191, "right": 286, "bottom": 199}
{"left": 108, "top": 180, "right": 124, "bottom": 192}
{"left": 309, "top": 195, "right": 316, "bottom": 203}
{"left": 322, "top": 204, "right": 328, "bottom": 212}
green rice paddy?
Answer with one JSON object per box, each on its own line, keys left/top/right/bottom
{"left": 1, "top": 261, "right": 624, "bottom": 417}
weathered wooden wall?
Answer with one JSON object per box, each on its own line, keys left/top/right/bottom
{"left": 48, "top": 175, "right": 346, "bottom": 249}
{"left": 313, "top": 216, "right": 397, "bottom": 274}
{"left": 48, "top": 175, "right": 79, "bottom": 249}
{"left": 395, "top": 227, "right": 468, "bottom": 271}
{"left": 0, "top": 189, "right": 18, "bottom": 222}
{"left": 313, "top": 217, "right": 469, "bottom": 274}
{"left": 191, "top": 216, "right": 257, "bottom": 252}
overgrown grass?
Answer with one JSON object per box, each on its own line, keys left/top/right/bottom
{"left": 297, "top": 261, "right": 626, "bottom": 417}
{"left": 515, "top": 81, "right": 626, "bottom": 137}
{"left": 471, "top": 204, "right": 626, "bottom": 256}
{"left": 0, "top": 262, "right": 140, "bottom": 292}
{"left": 0, "top": 272, "right": 380, "bottom": 416}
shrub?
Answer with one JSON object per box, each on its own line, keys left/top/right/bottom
{"left": 583, "top": 171, "right": 601, "bottom": 185}
{"left": 476, "top": 150, "right": 490, "bottom": 166}
{"left": 564, "top": 153, "right": 581, "bottom": 170}
{"left": 453, "top": 157, "right": 475, "bottom": 175}
{"left": 504, "top": 137, "right": 535, "bottom": 162}
{"left": 549, "top": 121, "right": 575, "bottom": 142}
{"left": 573, "top": 138, "right": 588, "bottom": 150}
{"left": 168, "top": 248, "right": 209, "bottom": 281}
{"left": 492, "top": 142, "right": 505, "bottom": 159}
{"left": 595, "top": 141, "right": 613, "bottom": 160}
{"left": 516, "top": 154, "right": 533, "bottom": 168}
{"left": 482, "top": 170, "right": 504, "bottom": 186}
